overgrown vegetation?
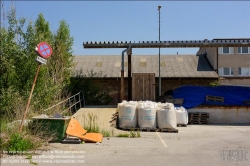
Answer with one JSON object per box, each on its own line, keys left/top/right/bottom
{"left": 116, "top": 129, "right": 141, "bottom": 138}
{"left": 70, "top": 70, "right": 113, "bottom": 105}
{"left": 0, "top": 5, "right": 74, "bottom": 118}
{"left": 209, "top": 81, "right": 220, "bottom": 87}
{"left": 0, "top": 4, "right": 114, "bottom": 152}
{"left": 81, "top": 112, "right": 113, "bottom": 137}
{"left": 0, "top": 119, "right": 54, "bottom": 154}
{"left": 0, "top": 4, "right": 73, "bottom": 152}
{"left": 116, "top": 133, "right": 130, "bottom": 137}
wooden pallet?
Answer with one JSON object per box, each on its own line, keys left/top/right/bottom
{"left": 188, "top": 120, "right": 209, "bottom": 124}
{"left": 189, "top": 112, "right": 209, "bottom": 116}
{"left": 188, "top": 122, "right": 208, "bottom": 124}
{"left": 119, "top": 126, "right": 158, "bottom": 132}
{"left": 189, "top": 114, "right": 209, "bottom": 117}
{"left": 177, "top": 124, "right": 187, "bottom": 127}
{"left": 140, "top": 127, "right": 158, "bottom": 132}
{"left": 189, "top": 113, "right": 209, "bottom": 118}
{"left": 159, "top": 128, "right": 179, "bottom": 133}
{"left": 188, "top": 112, "right": 209, "bottom": 124}
{"left": 190, "top": 117, "right": 209, "bottom": 121}
{"left": 190, "top": 120, "right": 208, "bottom": 123}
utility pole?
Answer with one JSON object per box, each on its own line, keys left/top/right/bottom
{"left": 158, "top": 5, "right": 161, "bottom": 97}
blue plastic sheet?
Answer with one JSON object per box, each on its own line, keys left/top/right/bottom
{"left": 172, "top": 85, "right": 250, "bottom": 109}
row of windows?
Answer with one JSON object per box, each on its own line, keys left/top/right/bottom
{"left": 219, "top": 67, "right": 250, "bottom": 76}
{"left": 219, "top": 47, "right": 250, "bottom": 54}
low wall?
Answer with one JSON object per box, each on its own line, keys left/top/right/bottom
{"left": 188, "top": 107, "right": 250, "bottom": 124}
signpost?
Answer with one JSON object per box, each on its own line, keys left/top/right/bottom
{"left": 19, "top": 42, "right": 52, "bottom": 132}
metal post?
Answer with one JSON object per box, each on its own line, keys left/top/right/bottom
{"left": 128, "top": 48, "right": 132, "bottom": 101}
{"left": 158, "top": 5, "right": 161, "bottom": 97}
{"left": 19, "top": 63, "right": 41, "bottom": 132}
{"left": 121, "top": 45, "right": 131, "bottom": 101}
{"left": 79, "top": 93, "right": 81, "bottom": 108}
{"left": 121, "top": 70, "right": 124, "bottom": 101}
{"left": 74, "top": 95, "right": 76, "bottom": 112}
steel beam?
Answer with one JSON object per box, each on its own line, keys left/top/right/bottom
{"left": 83, "top": 39, "right": 250, "bottom": 49}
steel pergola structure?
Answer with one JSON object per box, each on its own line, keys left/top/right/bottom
{"left": 83, "top": 39, "right": 250, "bottom": 101}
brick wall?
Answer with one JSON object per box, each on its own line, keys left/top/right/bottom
{"left": 91, "top": 77, "right": 217, "bottom": 105}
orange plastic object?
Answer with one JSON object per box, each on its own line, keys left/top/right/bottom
{"left": 66, "top": 118, "right": 103, "bottom": 143}
{"left": 81, "top": 133, "right": 103, "bottom": 143}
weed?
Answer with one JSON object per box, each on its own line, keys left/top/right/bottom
{"left": 111, "top": 128, "right": 115, "bottom": 137}
{"left": 30, "top": 160, "right": 38, "bottom": 165}
{"left": 26, "top": 154, "right": 32, "bottom": 159}
{"left": 116, "top": 129, "right": 141, "bottom": 138}
{"left": 101, "top": 130, "right": 111, "bottom": 137}
{"left": 116, "top": 133, "right": 130, "bottom": 137}
{"left": 129, "top": 130, "right": 137, "bottom": 138}
{"left": 136, "top": 130, "right": 141, "bottom": 138}
{"left": 26, "top": 154, "right": 38, "bottom": 165}
{"left": 5, "top": 133, "right": 34, "bottom": 153}
{"left": 82, "top": 113, "right": 100, "bottom": 133}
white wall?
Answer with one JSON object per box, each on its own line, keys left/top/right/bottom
{"left": 188, "top": 107, "right": 250, "bottom": 124}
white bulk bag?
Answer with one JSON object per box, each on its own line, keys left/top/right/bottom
{"left": 138, "top": 104, "right": 157, "bottom": 128}
{"left": 175, "top": 106, "right": 188, "bottom": 125}
{"left": 157, "top": 104, "right": 177, "bottom": 129}
{"left": 117, "top": 100, "right": 128, "bottom": 109}
{"left": 118, "top": 103, "right": 137, "bottom": 128}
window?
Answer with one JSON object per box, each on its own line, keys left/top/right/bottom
{"left": 238, "top": 67, "right": 250, "bottom": 76}
{"left": 223, "top": 47, "right": 229, "bottom": 54}
{"left": 218, "top": 47, "right": 234, "bottom": 54}
{"left": 238, "top": 47, "right": 249, "bottom": 54}
{"left": 219, "top": 67, "right": 234, "bottom": 76}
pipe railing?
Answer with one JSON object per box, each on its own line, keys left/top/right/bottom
{"left": 43, "top": 91, "right": 85, "bottom": 115}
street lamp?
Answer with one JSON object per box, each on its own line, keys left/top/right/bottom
{"left": 158, "top": 5, "right": 161, "bottom": 97}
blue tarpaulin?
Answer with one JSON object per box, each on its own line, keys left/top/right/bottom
{"left": 172, "top": 85, "right": 250, "bottom": 109}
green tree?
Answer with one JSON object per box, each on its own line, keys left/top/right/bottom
{"left": 70, "top": 70, "right": 113, "bottom": 105}
{"left": 0, "top": 6, "right": 74, "bottom": 117}
{"left": 49, "top": 20, "right": 74, "bottom": 100}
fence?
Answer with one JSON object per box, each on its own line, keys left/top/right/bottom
{"left": 43, "top": 91, "right": 85, "bottom": 115}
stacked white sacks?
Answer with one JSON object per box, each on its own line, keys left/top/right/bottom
{"left": 175, "top": 106, "right": 188, "bottom": 125}
{"left": 118, "top": 100, "right": 137, "bottom": 128}
{"left": 137, "top": 101, "right": 157, "bottom": 128}
{"left": 157, "top": 103, "right": 177, "bottom": 129}
{"left": 117, "top": 101, "right": 188, "bottom": 129}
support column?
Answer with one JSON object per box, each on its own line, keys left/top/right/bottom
{"left": 127, "top": 48, "right": 132, "bottom": 101}
{"left": 121, "top": 70, "right": 124, "bottom": 101}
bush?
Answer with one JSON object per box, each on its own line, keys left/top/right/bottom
{"left": 209, "top": 81, "right": 220, "bottom": 87}
{"left": 4, "top": 133, "right": 35, "bottom": 153}
{"left": 70, "top": 70, "right": 113, "bottom": 105}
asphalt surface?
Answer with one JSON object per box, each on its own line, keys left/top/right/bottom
{"left": 1, "top": 124, "right": 250, "bottom": 166}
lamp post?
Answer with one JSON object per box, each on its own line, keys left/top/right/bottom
{"left": 158, "top": 5, "right": 161, "bottom": 97}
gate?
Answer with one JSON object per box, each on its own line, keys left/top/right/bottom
{"left": 132, "top": 73, "right": 155, "bottom": 101}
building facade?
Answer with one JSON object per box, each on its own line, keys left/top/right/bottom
{"left": 200, "top": 44, "right": 250, "bottom": 86}
{"left": 73, "top": 55, "right": 218, "bottom": 104}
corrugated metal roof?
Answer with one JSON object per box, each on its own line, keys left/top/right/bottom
{"left": 73, "top": 55, "right": 218, "bottom": 78}
{"left": 83, "top": 39, "right": 250, "bottom": 48}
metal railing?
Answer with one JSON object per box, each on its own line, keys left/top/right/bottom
{"left": 43, "top": 91, "right": 85, "bottom": 115}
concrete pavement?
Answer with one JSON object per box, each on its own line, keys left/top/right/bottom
{"left": 1, "top": 125, "right": 250, "bottom": 166}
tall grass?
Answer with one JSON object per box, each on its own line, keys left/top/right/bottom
{"left": 82, "top": 113, "right": 100, "bottom": 133}
{"left": 80, "top": 112, "right": 112, "bottom": 137}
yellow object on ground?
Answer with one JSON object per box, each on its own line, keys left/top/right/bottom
{"left": 66, "top": 118, "right": 103, "bottom": 143}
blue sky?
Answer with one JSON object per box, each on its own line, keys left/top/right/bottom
{"left": 2, "top": 1, "right": 250, "bottom": 55}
